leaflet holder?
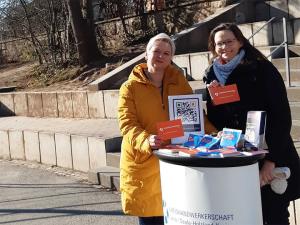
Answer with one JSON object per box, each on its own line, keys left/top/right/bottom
{"left": 154, "top": 151, "right": 265, "bottom": 225}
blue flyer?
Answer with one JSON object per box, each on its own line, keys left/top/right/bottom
{"left": 220, "top": 128, "right": 242, "bottom": 148}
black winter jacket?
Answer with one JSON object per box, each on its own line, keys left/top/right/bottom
{"left": 204, "top": 58, "right": 300, "bottom": 201}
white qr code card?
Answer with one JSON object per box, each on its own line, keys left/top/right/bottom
{"left": 168, "top": 94, "right": 204, "bottom": 144}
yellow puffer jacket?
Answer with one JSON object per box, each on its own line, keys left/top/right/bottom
{"left": 118, "top": 63, "right": 216, "bottom": 217}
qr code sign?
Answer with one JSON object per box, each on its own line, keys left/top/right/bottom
{"left": 175, "top": 100, "right": 198, "bottom": 123}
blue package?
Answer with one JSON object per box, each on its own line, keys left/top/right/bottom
{"left": 183, "top": 134, "right": 220, "bottom": 149}
{"left": 220, "top": 128, "right": 242, "bottom": 148}
{"left": 197, "top": 135, "right": 220, "bottom": 149}
{"left": 183, "top": 134, "right": 203, "bottom": 148}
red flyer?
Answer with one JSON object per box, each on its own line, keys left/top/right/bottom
{"left": 208, "top": 84, "right": 240, "bottom": 105}
{"left": 157, "top": 119, "right": 184, "bottom": 140}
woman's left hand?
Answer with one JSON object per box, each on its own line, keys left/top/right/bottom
{"left": 259, "top": 160, "right": 275, "bottom": 187}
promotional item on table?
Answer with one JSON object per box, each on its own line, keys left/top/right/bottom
{"left": 157, "top": 94, "right": 268, "bottom": 158}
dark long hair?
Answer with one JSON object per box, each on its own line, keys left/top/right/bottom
{"left": 208, "top": 23, "right": 267, "bottom": 62}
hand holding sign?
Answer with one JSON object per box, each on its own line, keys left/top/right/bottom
{"left": 148, "top": 134, "right": 163, "bottom": 149}
{"left": 156, "top": 119, "right": 184, "bottom": 140}
{"left": 208, "top": 84, "right": 240, "bottom": 105}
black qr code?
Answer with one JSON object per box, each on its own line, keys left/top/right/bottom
{"left": 175, "top": 100, "right": 198, "bottom": 123}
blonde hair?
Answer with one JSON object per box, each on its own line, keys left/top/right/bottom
{"left": 146, "top": 33, "right": 176, "bottom": 56}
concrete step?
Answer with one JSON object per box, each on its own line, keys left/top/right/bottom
{"left": 294, "top": 140, "right": 300, "bottom": 156}
{"left": 272, "top": 57, "right": 300, "bottom": 69}
{"left": 257, "top": 45, "right": 300, "bottom": 59}
{"left": 106, "top": 152, "right": 120, "bottom": 168}
{"left": 88, "top": 166, "right": 120, "bottom": 191}
{"left": 292, "top": 120, "right": 300, "bottom": 142}
{"left": 278, "top": 69, "right": 300, "bottom": 82}
{"left": 189, "top": 80, "right": 207, "bottom": 100}
{"left": 272, "top": 57, "right": 300, "bottom": 82}
{"left": 88, "top": 152, "right": 121, "bottom": 189}
{"left": 289, "top": 45, "right": 300, "bottom": 56}
{"left": 290, "top": 102, "right": 300, "bottom": 120}
{"left": 0, "top": 90, "right": 118, "bottom": 119}
{"left": 189, "top": 80, "right": 205, "bottom": 89}
{"left": 89, "top": 53, "right": 145, "bottom": 91}
{"left": 0, "top": 116, "right": 122, "bottom": 172}
{"left": 287, "top": 86, "right": 300, "bottom": 101}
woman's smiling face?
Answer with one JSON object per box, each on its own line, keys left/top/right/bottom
{"left": 146, "top": 40, "right": 172, "bottom": 72}
{"left": 214, "top": 30, "right": 243, "bottom": 63}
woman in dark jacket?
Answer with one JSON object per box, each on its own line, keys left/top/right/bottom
{"left": 204, "top": 23, "right": 300, "bottom": 225}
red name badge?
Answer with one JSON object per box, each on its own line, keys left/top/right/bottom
{"left": 157, "top": 119, "right": 184, "bottom": 140}
{"left": 208, "top": 84, "right": 240, "bottom": 105}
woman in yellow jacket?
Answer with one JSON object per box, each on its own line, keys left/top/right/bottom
{"left": 118, "top": 33, "right": 216, "bottom": 225}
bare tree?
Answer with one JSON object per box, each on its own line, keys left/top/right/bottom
{"left": 0, "top": 0, "right": 73, "bottom": 65}
{"left": 32, "top": 0, "right": 71, "bottom": 65}
{"left": 19, "top": 0, "right": 46, "bottom": 64}
{"left": 66, "top": 0, "right": 102, "bottom": 66}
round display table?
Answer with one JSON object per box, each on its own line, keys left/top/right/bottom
{"left": 154, "top": 151, "right": 265, "bottom": 225}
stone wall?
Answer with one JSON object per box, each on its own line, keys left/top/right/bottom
{"left": 94, "top": 0, "right": 300, "bottom": 51}
{"left": 0, "top": 91, "right": 118, "bottom": 119}
{"left": 0, "top": 38, "right": 35, "bottom": 63}
{"left": 95, "top": 0, "right": 226, "bottom": 50}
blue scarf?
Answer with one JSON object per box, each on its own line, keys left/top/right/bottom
{"left": 212, "top": 49, "right": 245, "bottom": 85}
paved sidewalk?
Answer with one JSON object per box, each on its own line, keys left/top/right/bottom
{"left": 0, "top": 160, "right": 138, "bottom": 225}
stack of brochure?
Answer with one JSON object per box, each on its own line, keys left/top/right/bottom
{"left": 157, "top": 147, "right": 268, "bottom": 158}
{"left": 157, "top": 125, "right": 268, "bottom": 158}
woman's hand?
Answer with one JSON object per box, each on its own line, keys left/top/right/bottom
{"left": 148, "top": 135, "right": 163, "bottom": 149}
{"left": 259, "top": 160, "right": 275, "bottom": 187}
{"left": 207, "top": 80, "right": 221, "bottom": 88}
{"left": 216, "top": 131, "right": 223, "bottom": 138}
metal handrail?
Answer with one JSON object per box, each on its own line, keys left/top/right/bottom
{"left": 283, "top": 17, "right": 291, "bottom": 87}
{"left": 247, "top": 17, "right": 276, "bottom": 42}
{"left": 248, "top": 17, "right": 291, "bottom": 87}
{"left": 266, "top": 42, "right": 285, "bottom": 58}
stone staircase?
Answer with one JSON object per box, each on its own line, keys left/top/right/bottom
{"left": 0, "top": 90, "right": 122, "bottom": 173}
{"left": 88, "top": 155, "right": 120, "bottom": 190}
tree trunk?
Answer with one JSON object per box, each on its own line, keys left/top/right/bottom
{"left": 66, "top": 0, "right": 101, "bottom": 66}
{"left": 82, "top": 0, "right": 102, "bottom": 58}
{"left": 62, "top": 0, "right": 71, "bottom": 61}
{"left": 47, "top": 0, "right": 57, "bottom": 63}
